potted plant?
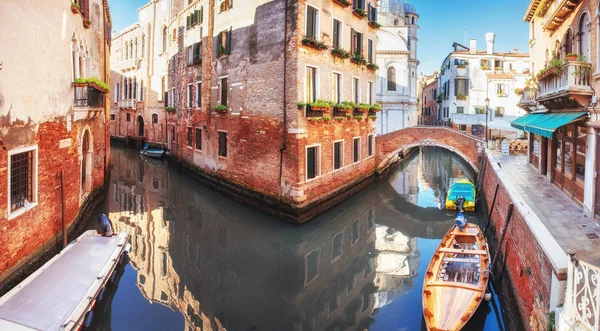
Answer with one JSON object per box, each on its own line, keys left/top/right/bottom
{"left": 354, "top": 115, "right": 365, "bottom": 121}
{"left": 367, "top": 63, "right": 379, "bottom": 71}
{"left": 369, "top": 115, "right": 377, "bottom": 121}
{"left": 346, "top": 114, "right": 353, "bottom": 120}
{"left": 297, "top": 101, "right": 307, "bottom": 111}
{"left": 307, "top": 117, "right": 321, "bottom": 124}
{"left": 335, "top": 101, "right": 355, "bottom": 111}
{"left": 332, "top": 0, "right": 351, "bottom": 7}
{"left": 73, "top": 77, "right": 110, "bottom": 92}
{"left": 218, "top": 45, "right": 227, "bottom": 58}
{"left": 322, "top": 115, "right": 331, "bottom": 122}
{"left": 213, "top": 104, "right": 228, "bottom": 113}
{"left": 356, "top": 103, "right": 371, "bottom": 111}
{"left": 331, "top": 47, "right": 351, "bottom": 59}
{"left": 368, "top": 21, "right": 382, "bottom": 29}
{"left": 350, "top": 53, "right": 367, "bottom": 66}
{"left": 566, "top": 53, "right": 578, "bottom": 61}
{"left": 370, "top": 104, "right": 381, "bottom": 112}
{"left": 301, "top": 36, "right": 328, "bottom": 50}
{"left": 481, "top": 65, "right": 490, "bottom": 70}
{"left": 335, "top": 116, "right": 345, "bottom": 122}
{"left": 165, "top": 106, "right": 176, "bottom": 112}
{"left": 353, "top": 8, "right": 367, "bottom": 19}
{"left": 309, "top": 99, "right": 333, "bottom": 111}
{"left": 71, "top": 2, "right": 80, "bottom": 14}
{"left": 456, "top": 94, "right": 467, "bottom": 101}
{"left": 513, "top": 88, "right": 524, "bottom": 96}
{"left": 83, "top": 19, "right": 91, "bottom": 29}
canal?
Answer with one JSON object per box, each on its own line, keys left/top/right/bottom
{"left": 87, "top": 145, "right": 507, "bottom": 331}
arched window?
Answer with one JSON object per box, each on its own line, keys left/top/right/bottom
{"left": 116, "top": 82, "right": 120, "bottom": 101}
{"left": 135, "top": 38, "right": 138, "bottom": 58}
{"left": 162, "top": 27, "right": 167, "bottom": 52}
{"left": 387, "top": 67, "right": 396, "bottom": 91}
{"left": 152, "top": 113, "right": 158, "bottom": 124}
{"left": 579, "top": 13, "right": 590, "bottom": 61}
{"left": 141, "top": 35, "right": 145, "bottom": 58}
{"left": 394, "top": 19, "right": 399, "bottom": 26}
{"left": 564, "top": 29, "right": 573, "bottom": 54}
{"left": 412, "top": 17, "right": 415, "bottom": 25}
{"left": 554, "top": 40, "right": 560, "bottom": 58}
{"left": 140, "top": 80, "right": 144, "bottom": 101}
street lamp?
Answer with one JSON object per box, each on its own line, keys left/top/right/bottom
{"left": 485, "top": 97, "right": 490, "bottom": 148}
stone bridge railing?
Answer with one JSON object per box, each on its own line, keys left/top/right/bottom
{"left": 375, "top": 126, "right": 485, "bottom": 174}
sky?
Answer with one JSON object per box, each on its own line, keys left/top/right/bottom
{"left": 107, "top": 0, "right": 531, "bottom": 76}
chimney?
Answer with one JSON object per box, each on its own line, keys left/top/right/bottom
{"left": 513, "top": 48, "right": 519, "bottom": 53}
{"left": 486, "top": 32, "right": 495, "bottom": 55}
{"left": 469, "top": 39, "right": 476, "bottom": 54}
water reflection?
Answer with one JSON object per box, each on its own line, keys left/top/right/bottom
{"left": 89, "top": 146, "right": 502, "bottom": 331}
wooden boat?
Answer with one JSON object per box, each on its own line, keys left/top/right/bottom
{"left": 422, "top": 223, "right": 490, "bottom": 331}
{"left": 445, "top": 179, "right": 476, "bottom": 211}
{"left": 140, "top": 143, "right": 164, "bottom": 159}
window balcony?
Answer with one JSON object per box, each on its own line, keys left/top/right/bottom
{"left": 120, "top": 58, "right": 140, "bottom": 72}
{"left": 541, "top": 0, "right": 581, "bottom": 33}
{"left": 537, "top": 61, "right": 592, "bottom": 110}
{"left": 517, "top": 87, "right": 538, "bottom": 111}
{"left": 117, "top": 99, "right": 137, "bottom": 109}
{"left": 73, "top": 84, "right": 105, "bottom": 121}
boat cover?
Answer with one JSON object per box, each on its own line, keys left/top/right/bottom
{"left": 448, "top": 182, "right": 475, "bottom": 201}
{"left": 0, "top": 231, "right": 128, "bottom": 331}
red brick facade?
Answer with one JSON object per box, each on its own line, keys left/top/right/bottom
{"left": 420, "top": 78, "right": 439, "bottom": 124}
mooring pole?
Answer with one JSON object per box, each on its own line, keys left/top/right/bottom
{"left": 491, "top": 203, "right": 514, "bottom": 271}
{"left": 60, "top": 168, "right": 67, "bottom": 248}
{"left": 484, "top": 184, "right": 500, "bottom": 236}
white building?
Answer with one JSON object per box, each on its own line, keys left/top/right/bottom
{"left": 438, "top": 33, "right": 530, "bottom": 137}
{"left": 375, "top": 0, "right": 419, "bottom": 135}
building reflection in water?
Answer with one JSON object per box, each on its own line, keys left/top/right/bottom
{"left": 96, "top": 146, "right": 488, "bottom": 331}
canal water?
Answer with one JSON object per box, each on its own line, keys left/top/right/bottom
{"left": 86, "top": 145, "right": 507, "bottom": 331}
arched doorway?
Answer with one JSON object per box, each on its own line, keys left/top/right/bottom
{"left": 81, "top": 130, "right": 92, "bottom": 195}
{"left": 138, "top": 115, "right": 144, "bottom": 137}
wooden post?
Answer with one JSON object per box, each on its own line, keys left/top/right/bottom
{"left": 60, "top": 168, "right": 67, "bottom": 248}
{"left": 491, "top": 203, "right": 514, "bottom": 272}
{"left": 483, "top": 184, "right": 500, "bottom": 236}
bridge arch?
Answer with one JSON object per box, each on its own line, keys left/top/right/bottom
{"left": 375, "top": 126, "right": 485, "bottom": 174}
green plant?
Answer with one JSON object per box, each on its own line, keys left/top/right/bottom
{"left": 369, "top": 115, "right": 377, "bottom": 120}
{"left": 83, "top": 18, "right": 91, "bottom": 25}
{"left": 370, "top": 104, "right": 381, "bottom": 111}
{"left": 346, "top": 114, "right": 353, "bottom": 119}
{"left": 446, "top": 118, "right": 452, "bottom": 127}
{"left": 514, "top": 88, "right": 524, "bottom": 96}
{"left": 307, "top": 117, "right": 321, "bottom": 122}
{"left": 164, "top": 106, "right": 176, "bottom": 112}
{"left": 213, "top": 104, "right": 228, "bottom": 112}
{"left": 333, "top": 0, "right": 351, "bottom": 6}
{"left": 71, "top": 2, "right": 80, "bottom": 9}
{"left": 302, "top": 36, "right": 328, "bottom": 50}
{"left": 566, "top": 53, "right": 578, "bottom": 58}
{"left": 218, "top": 44, "right": 226, "bottom": 57}
{"left": 573, "top": 63, "right": 591, "bottom": 77}
{"left": 546, "top": 311, "right": 555, "bottom": 331}
{"left": 335, "top": 116, "right": 346, "bottom": 121}
{"left": 350, "top": 53, "right": 367, "bottom": 65}
{"left": 456, "top": 94, "right": 467, "bottom": 101}
{"left": 331, "top": 47, "right": 351, "bottom": 59}
{"left": 322, "top": 115, "right": 331, "bottom": 121}
{"left": 577, "top": 54, "right": 588, "bottom": 62}
{"left": 73, "top": 77, "right": 110, "bottom": 91}
{"left": 354, "top": 115, "right": 365, "bottom": 120}
{"left": 535, "top": 0, "right": 551, "bottom": 17}
{"left": 336, "top": 101, "right": 355, "bottom": 110}
{"left": 356, "top": 103, "right": 371, "bottom": 110}
{"left": 369, "top": 21, "right": 382, "bottom": 29}
{"left": 353, "top": 8, "right": 367, "bottom": 18}
{"left": 481, "top": 65, "right": 490, "bottom": 70}
{"left": 297, "top": 101, "right": 307, "bottom": 107}
{"left": 367, "top": 63, "right": 379, "bottom": 71}
{"left": 310, "top": 99, "right": 334, "bottom": 109}
{"left": 495, "top": 67, "right": 503, "bottom": 71}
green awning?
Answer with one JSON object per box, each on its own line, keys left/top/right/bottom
{"left": 510, "top": 112, "right": 587, "bottom": 138}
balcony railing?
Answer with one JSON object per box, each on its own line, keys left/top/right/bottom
{"left": 537, "top": 61, "right": 593, "bottom": 109}
{"left": 517, "top": 87, "right": 538, "bottom": 111}
{"left": 74, "top": 84, "right": 105, "bottom": 108}
{"left": 120, "top": 58, "right": 140, "bottom": 71}
{"left": 118, "top": 99, "right": 137, "bottom": 109}
{"left": 541, "top": 0, "right": 581, "bottom": 33}
{"left": 450, "top": 113, "right": 488, "bottom": 125}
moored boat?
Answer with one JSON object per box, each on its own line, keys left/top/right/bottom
{"left": 422, "top": 223, "right": 490, "bottom": 331}
{"left": 140, "top": 143, "right": 165, "bottom": 159}
{"left": 445, "top": 179, "right": 476, "bottom": 211}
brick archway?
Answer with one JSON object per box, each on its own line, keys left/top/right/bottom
{"left": 375, "top": 126, "right": 485, "bottom": 174}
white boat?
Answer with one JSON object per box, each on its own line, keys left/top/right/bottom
{"left": 0, "top": 230, "right": 130, "bottom": 331}
{"left": 140, "top": 143, "right": 165, "bottom": 159}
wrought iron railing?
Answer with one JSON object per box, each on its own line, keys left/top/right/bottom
{"left": 563, "top": 256, "right": 600, "bottom": 330}
{"left": 74, "top": 85, "right": 105, "bottom": 108}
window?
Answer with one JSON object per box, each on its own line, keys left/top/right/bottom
{"left": 368, "top": 135, "right": 374, "bottom": 156}
{"left": 333, "top": 141, "right": 343, "bottom": 170}
{"left": 187, "top": 84, "right": 193, "bottom": 108}
{"left": 455, "top": 78, "right": 468, "bottom": 96}
{"left": 218, "top": 131, "right": 227, "bottom": 157}
{"left": 459, "top": 124, "right": 467, "bottom": 131}
{"left": 332, "top": 73, "right": 342, "bottom": 104}
{"left": 306, "top": 5, "right": 319, "bottom": 40}
{"left": 331, "top": 232, "right": 343, "bottom": 261}
{"left": 495, "top": 107, "right": 505, "bottom": 117}
{"left": 353, "top": 138, "right": 360, "bottom": 163}
{"left": 368, "top": 39, "right": 374, "bottom": 64}
{"left": 579, "top": 13, "right": 590, "bottom": 60}
{"left": 217, "top": 29, "right": 231, "bottom": 56}
{"left": 126, "top": 113, "right": 131, "bottom": 122}
{"left": 496, "top": 84, "right": 507, "bottom": 97}
{"left": 110, "top": 114, "right": 115, "bottom": 121}
{"left": 387, "top": 67, "right": 396, "bottom": 91}
{"left": 219, "top": 0, "right": 232, "bottom": 13}
{"left": 196, "top": 82, "right": 201, "bottom": 107}
{"left": 351, "top": 219, "right": 359, "bottom": 245}
{"left": 9, "top": 147, "right": 37, "bottom": 215}
{"left": 305, "top": 66, "right": 318, "bottom": 103}
{"left": 353, "top": 78, "right": 360, "bottom": 103}
{"left": 456, "top": 107, "right": 464, "bottom": 114}
{"left": 306, "top": 145, "right": 320, "bottom": 180}
{"left": 220, "top": 77, "right": 228, "bottom": 106}
{"left": 351, "top": 29, "right": 363, "bottom": 55}
{"left": 368, "top": 4, "right": 377, "bottom": 22}
{"left": 332, "top": 19, "right": 342, "bottom": 48}
{"left": 304, "top": 248, "right": 320, "bottom": 285}
{"left": 494, "top": 59, "right": 503, "bottom": 70}
{"left": 195, "top": 128, "right": 202, "bottom": 150}
{"left": 368, "top": 81, "right": 373, "bottom": 104}
{"left": 187, "top": 46, "right": 193, "bottom": 66}
{"left": 353, "top": 0, "right": 364, "bottom": 11}
{"left": 162, "top": 26, "right": 167, "bottom": 52}
{"left": 187, "top": 127, "right": 193, "bottom": 147}
{"left": 480, "top": 59, "right": 489, "bottom": 69}
{"left": 152, "top": 113, "right": 158, "bottom": 124}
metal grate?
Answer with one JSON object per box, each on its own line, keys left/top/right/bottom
{"left": 10, "top": 151, "right": 33, "bottom": 212}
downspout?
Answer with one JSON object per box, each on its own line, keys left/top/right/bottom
{"left": 278, "top": 0, "right": 289, "bottom": 198}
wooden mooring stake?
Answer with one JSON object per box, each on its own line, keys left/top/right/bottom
{"left": 60, "top": 168, "right": 67, "bottom": 248}
{"left": 491, "top": 203, "right": 514, "bottom": 272}
{"left": 484, "top": 184, "right": 500, "bottom": 236}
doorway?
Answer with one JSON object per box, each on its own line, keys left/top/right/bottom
{"left": 138, "top": 115, "right": 144, "bottom": 137}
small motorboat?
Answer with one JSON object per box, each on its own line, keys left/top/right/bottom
{"left": 422, "top": 223, "right": 490, "bottom": 331}
{"left": 140, "top": 143, "right": 164, "bottom": 159}
{"left": 445, "top": 179, "right": 476, "bottom": 211}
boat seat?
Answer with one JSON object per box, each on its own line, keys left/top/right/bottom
{"left": 443, "top": 257, "right": 480, "bottom": 263}
{"left": 439, "top": 248, "right": 487, "bottom": 255}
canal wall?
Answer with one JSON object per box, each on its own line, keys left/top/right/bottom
{"left": 481, "top": 151, "right": 569, "bottom": 330}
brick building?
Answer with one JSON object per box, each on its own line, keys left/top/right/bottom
{"left": 113, "top": 0, "right": 380, "bottom": 222}
{"left": 519, "top": 0, "right": 600, "bottom": 216}
{"left": 418, "top": 72, "right": 439, "bottom": 125}
{"left": 0, "top": 1, "right": 111, "bottom": 287}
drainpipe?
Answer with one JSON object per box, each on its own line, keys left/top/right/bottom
{"left": 278, "top": 0, "right": 289, "bottom": 198}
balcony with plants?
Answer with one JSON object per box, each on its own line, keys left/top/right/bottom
{"left": 302, "top": 36, "right": 328, "bottom": 51}
{"left": 332, "top": 0, "right": 351, "bottom": 8}
{"left": 536, "top": 56, "right": 592, "bottom": 109}
{"left": 331, "top": 48, "right": 351, "bottom": 60}
{"left": 73, "top": 77, "right": 108, "bottom": 120}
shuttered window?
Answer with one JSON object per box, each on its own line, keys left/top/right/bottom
{"left": 187, "top": 127, "right": 193, "bottom": 147}
{"left": 217, "top": 29, "right": 231, "bottom": 56}
{"left": 306, "top": 146, "right": 319, "bottom": 180}
{"left": 353, "top": 138, "right": 360, "bottom": 163}
{"left": 195, "top": 128, "right": 202, "bottom": 150}
{"left": 332, "top": 73, "right": 341, "bottom": 104}
{"left": 218, "top": 132, "right": 227, "bottom": 157}
{"left": 368, "top": 135, "right": 374, "bottom": 156}
{"left": 368, "top": 39, "right": 374, "bottom": 64}
{"left": 221, "top": 77, "right": 228, "bottom": 106}
{"left": 306, "top": 67, "right": 317, "bottom": 103}
{"left": 306, "top": 6, "right": 318, "bottom": 39}
{"left": 455, "top": 78, "right": 468, "bottom": 95}
{"left": 332, "top": 19, "right": 341, "bottom": 48}
{"left": 353, "top": 78, "right": 360, "bottom": 103}
{"left": 351, "top": 29, "right": 363, "bottom": 55}
{"left": 196, "top": 82, "right": 201, "bottom": 107}
{"left": 334, "top": 141, "right": 343, "bottom": 170}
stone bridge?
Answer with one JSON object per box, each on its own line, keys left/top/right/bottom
{"left": 375, "top": 126, "right": 485, "bottom": 174}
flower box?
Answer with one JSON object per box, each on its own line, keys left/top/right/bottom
{"left": 366, "top": 63, "right": 379, "bottom": 71}
{"left": 368, "top": 21, "right": 382, "bottom": 29}
{"left": 302, "top": 37, "right": 328, "bottom": 51}
{"left": 309, "top": 99, "right": 334, "bottom": 111}
{"left": 335, "top": 117, "right": 345, "bottom": 122}
{"left": 331, "top": 48, "right": 351, "bottom": 59}
{"left": 83, "top": 19, "right": 91, "bottom": 29}
{"left": 213, "top": 104, "right": 228, "bottom": 113}
{"left": 71, "top": 3, "right": 80, "bottom": 14}
{"left": 350, "top": 54, "right": 367, "bottom": 66}
{"left": 332, "top": 0, "right": 351, "bottom": 8}
{"left": 353, "top": 9, "right": 367, "bottom": 19}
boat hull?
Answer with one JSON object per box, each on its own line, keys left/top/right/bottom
{"left": 445, "top": 179, "right": 476, "bottom": 212}
{"left": 140, "top": 150, "right": 164, "bottom": 159}
{"left": 422, "top": 224, "right": 490, "bottom": 331}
